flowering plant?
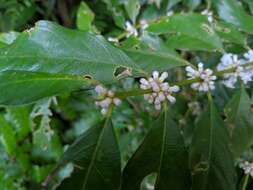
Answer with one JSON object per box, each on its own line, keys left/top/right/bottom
{"left": 1, "top": 0, "right": 253, "bottom": 190}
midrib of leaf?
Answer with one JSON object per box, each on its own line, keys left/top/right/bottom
{"left": 0, "top": 77, "right": 86, "bottom": 86}
{"left": 203, "top": 105, "right": 214, "bottom": 189}
{"left": 81, "top": 117, "right": 110, "bottom": 190}
{"left": 155, "top": 110, "right": 167, "bottom": 188}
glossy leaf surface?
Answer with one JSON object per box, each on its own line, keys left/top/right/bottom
{"left": 190, "top": 103, "right": 236, "bottom": 190}
{"left": 122, "top": 108, "right": 190, "bottom": 190}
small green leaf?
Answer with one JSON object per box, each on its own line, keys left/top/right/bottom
{"left": 0, "top": 71, "right": 91, "bottom": 105}
{"left": 185, "top": 0, "right": 201, "bottom": 10}
{"left": 51, "top": 118, "right": 121, "bottom": 190}
{"left": 243, "top": 0, "right": 253, "bottom": 15}
{"left": 76, "top": 2, "right": 95, "bottom": 31}
{"left": 190, "top": 102, "right": 236, "bottom": 190}
{"left": 122, "top": 108, "right": 190, "bottom": 190}
{"left": 5, "top": 106, "right": 31, "bottom": 141}
{"left": 213, "top": 0, "right": 253, "bottom": 34}
{"left": 224, "top": 88, "right": 253, "bottom": 158}
{"left": 0, "top": 115, "right": 17, "bottom": 156}
{"left": 167, "top": 0, "right": 182, "bottom": 9}
{"left": 147, "top": 14, "right": 223, "bottom": 51}
{"left": 124, "top": 0, "right": 140, "bottom": 24}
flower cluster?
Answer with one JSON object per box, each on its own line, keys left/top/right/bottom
{"left": 94, "top": 85, "right": 121, "bottom": 115}
{"left": 217, "top": 51, "right": 253, "bottom": 88}
{"left": 185, "top": 63, "right": 217, "bottom": 92}
{"left": 140, "top": 71, "right": 180, "bottom": 110}
{"left": 239, "top": 160, "right": 253, "bottom": 177}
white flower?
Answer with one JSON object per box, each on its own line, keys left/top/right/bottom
{"left": 95, "top": 85, "right": 121, "bottom": 115}
{"left": 108, "top": 37, "right": 119, "bottom": 43}
{"left": 201, "top": 9, "right": 213, "bottom": 23}
{"left": 239, "top": 160, "right": 253, "bottom": 177}
{"left": 140, "top": 19, "right": 149, "bottom": 31}
{"left": 186, "top": 63, "right": 217, "bottom": 92}
{"left": 125, "top": 21, "right": 138, "bottom": 38}
{"left": 140, "top": 71, "right": 179, "bottom": 110}
{"left": 217, "top": 53, "right": 253, "bottom": 88}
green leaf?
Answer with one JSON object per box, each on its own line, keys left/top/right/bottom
{"left": 147, "top": 14, "right": 223, "bottom": 51}
{"left": 243, "top": 0, "right": 253, "bottom": 15}
{"left": 0, "top": 71, "right": 91, "bottom": 105}
{"left": 213, "top": 0, "right": 253, "bottom": 34}
{"left": 0, "top": 21, "right": 141, "bottom": 83}
{"left": 123, "top": 48, "right": 189, "bottom": 72}
{"left": 190, "top": 102, "right": 236, "bottom": 190}
{"left": 214, "top": 21, "right": 247, "bottom": 46}
{"left": 5, "top": 106, "right": 31, "bottom": 141}
{"left": 185, "top": 0, "right": 201, "bottom": 10}
{"left": 124, "top": 0, "right": 140, "bottom": 24}
{"left": 122, "top": 108, "right": 190, "bottom": 190}
{"left": 52, "top": 118, "right": 121, "bottom": 190}
{"left": 0, "top": 115, "right": 17, "bottom": 156}
{"left": 76, "top": 2, "right": 95, "bottom": 31}
{"left": 167, "top": 0, "right": 182, "bottom": 9}
{"left": 224, "top": 88, "right": 253, "bottom": 158}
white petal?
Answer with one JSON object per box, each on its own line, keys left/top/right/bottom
{"left": 140, "top": 78, "right": 149, "bottom": 85}
{"left": 159, "top": 72, "right": 168, "bottom": 82}
{"left": 152, "top": 71, "right": 159, "bottom": 79}
{"left": 167, "top": 95, "right": 176, "bottom": 103}
{"left": 158, "top": 92, "right": 166, "bottom": 101}
{"left": 101, "top": 108, "right": 108, "bottom": 115}
{"left": 160, "top": 82, "right": 169, "bottom": 91}
{"left": 169, "top": 85, "right": 180, "bottom": 92}
{"left": 107, "top": 90, "right": 114, "bottom": 97}
{"left": 198, "top": 63, "right": 204, "bottom": 72}
{"left": 95, "top": 85, "right": 107, "bottom": 94}
{"left": 155, "top": 103, "right": 161, "bottom": 110}
{"left": 113, "top": 98, "right": 121, "bottom": 106}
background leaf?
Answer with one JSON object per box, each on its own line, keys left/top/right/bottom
{"left": 124, "top": 0, "right": 140, "bottom": 24}
{"left": 190, "top": 102, "right": 236, "bottom": 190}
{"left": 213, "top": 0, "right": 253, "bottom": 34}
{"left": 76, "top": 2, "right": 95, "bottom": 32}
{"left": 147, "top": 14, "right": 223, "bottom": 51}
{"left": 224, "top": 88, "right": 253, "bottom": 158}
{"left": 49, "top": 118, "right": 121, "bottom": 190}
{"left": 122, "top": 108, "right": 190, "bottom": 190}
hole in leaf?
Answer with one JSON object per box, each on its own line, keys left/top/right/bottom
{"left": 84, "top": 75, "right": 93, "bottom": 80}
{"left": 114, "top": 66, "right": 132, "bottom": 79}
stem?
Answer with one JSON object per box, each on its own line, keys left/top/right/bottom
{"left": 207, "top": 91, "right": 213, "bottom": 102}
{"left": 116, "top": 89, "right": 151, "bottom": 99}
{"left": 106, "top": 104, "right": 114, "bottom": 118}
{"left": 112, "top": 61, "right": 253, "bottom": 100}
{"left": 242, "top": 174, "right": 249, "bottom": 190}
